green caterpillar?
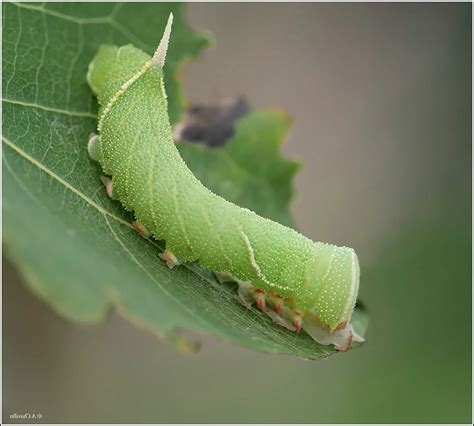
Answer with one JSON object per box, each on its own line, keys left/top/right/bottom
{"left": 86, "top": 14, "right": 363, "bottom": 351}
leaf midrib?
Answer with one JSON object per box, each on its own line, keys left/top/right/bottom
{"left": 2, "top": 135, "right": 273, "bottom": 338}
{"left": 2, "top": 135, "right": 131, "bottom": 228}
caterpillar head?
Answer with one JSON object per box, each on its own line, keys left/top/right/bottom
{"left": 87, "top": 45, "right": 120, "bottom": 96}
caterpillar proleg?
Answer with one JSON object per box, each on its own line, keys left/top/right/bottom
{"left": 87, "top": 14, "right": 363, "bottom": 351}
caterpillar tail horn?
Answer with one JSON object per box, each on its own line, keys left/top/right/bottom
{"left": 152, "top": 13, "right": 174, "bottom": 67}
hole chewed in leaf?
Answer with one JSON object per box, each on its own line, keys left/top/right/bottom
{"left": 173, "top": 97, "right": 250, "bottom": 147}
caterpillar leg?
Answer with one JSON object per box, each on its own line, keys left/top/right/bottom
{"left": 302, "top": 315, "right": 364, "bottom": 352}
{"left": 214, "top": 271, "right": 235, "bottom": 284}
{"left": 159, "top": 249, "right": 180, "bottom": 269}
{"left": 216, "top": 275, "right": 359, "bottom": 346}
{"left": 231, "top": 279, "right": 301, "bottom": 331}
{"left": 133, "top": 220, "right": 151, "bottom": 239}
{"left": 253, "top": 288, "right": 266, "bottom": 312}
{"left": 89, "top": 133, "right": 114, "bottom": 199}
{"left": 265, "top": 309, "right": 296, "bottom": 331}
{"left": 87, "top": 132, "right": 102, "bottom": 162}
{"left": 214, "top": 273, "right": 258, "bottom": 309}
{"left": 99, "top": 175, "right": 115, "bottom": 199}
{"left": 292, "top": 311, "right": 303, "bottom": 333}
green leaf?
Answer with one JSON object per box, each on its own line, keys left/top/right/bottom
{"left": 178, "top": 110, "right": 300, "bottom": 227}
{"left": 2, "top": 2, "right": 367, "bottom": 359}
{"left": 2, "top": 2, "right": 209, "bottom": 124}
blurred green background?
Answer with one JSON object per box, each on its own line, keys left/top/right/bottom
{"left": 3, "top": 2, "right": 471, "bottom": 423}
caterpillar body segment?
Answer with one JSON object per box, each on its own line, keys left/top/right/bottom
{"left": 87, "top": 14, "right": 362, "bottom": 350}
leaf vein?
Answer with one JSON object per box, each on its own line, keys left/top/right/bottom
{"left": 2, "top": 98, "right": 97, "bottom": 118}
{"left": 2, "top": 135, "right": 238, "bottom": 305}
{"left": 103, "top": 214, "right": 216, "bottom": 332}
{"left": 12, "top": 2, "right": 112, "bottom": 25}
